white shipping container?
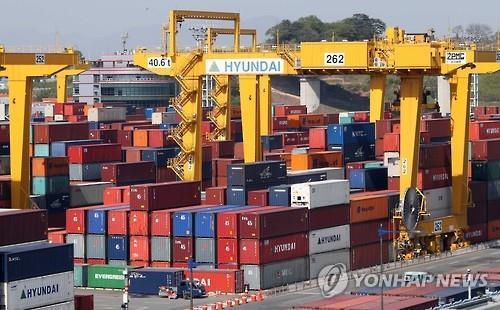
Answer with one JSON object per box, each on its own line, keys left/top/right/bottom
{"left": 309, "top": 248, "right": 350, "bottom": 280}
{"left": 151, "top": 112, "right": 167, "bottom": 125}
{"left": 308, "top": 225, "right": 350, "bottom": 254}
{"left": 383, "top": 152, "right": 399, "bottom": 166}
{"left": 387, "top": 158, "right": 400, "bottom": 177}
{"left": 0, "top": 104, "right": 8, "bottom": 121}
{"left": 44, "top": 105, "right": 54, "bottom": 117}
{"left": 0, "top": 272, "right": 74, "bottom": 310}
{"left": 339, "top": 111, "right": 355, "bottom": 118}
{"left": 35, "top": 301, "right": 75, "bottom": 310}
{"left": 423, "top": 186, "right": 451, "bottom": 211}
{"left": 288, "top": 167, "right": 344, "bottom": 180}
{"left": 291, "top": 180, "right": 349, "bottom": 209}
{"left": 87, "top": 107, "right": 126, "bottom": 122}
{"left": 54, "top": 115, "right": 64, "bottom": 121}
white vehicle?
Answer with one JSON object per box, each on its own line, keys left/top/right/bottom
{"left": 404, "top": 271, "right": 432, "bottom": 283}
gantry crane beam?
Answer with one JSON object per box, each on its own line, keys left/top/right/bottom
{"left": 0, "top": 46, "right": 84, "bottom": 209}
{"left": 55, "top": 63, "right": 90, "bottom": 103}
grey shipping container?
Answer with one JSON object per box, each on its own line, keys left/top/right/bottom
{"left": 69, "top": 163, "right": 103, "bottom": 181}
{"left": 309, "top": 249, "right": 350, "bottom": 281}
{"left": 0, "top": 271, "right": 74, "bottom": 310}
{"left": 308, "top": 225, "right": 350, "bottom": 254}
{"left": 241, "top": 257, "right": 309, "bottom": 290}
{"left": 66, "top": 234, "right": 85, "bottom": 258}
{"left": 74, "top": 264, "right": 88, "bottom": 287}
{"left": 35, "top": 301, "right": 75, "bottom": 310}
{"left": 151, "top": 237, "right": 171, "bottom": 262}
{"left": 86, "top": 234, "right": 106, "bottom": 259}
{"left": 0, "top": 156, "right": 10, "bottom": 175}
{"left": 70, "top": 182, "right": 112, "bottom": 207}
{"left": 195, "top": 238, "right": 216, "bottom": 264}
{"left": 108, "top": 260, "right": 128, "bottom": 266}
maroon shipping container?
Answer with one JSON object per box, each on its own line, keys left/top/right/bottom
{"left": 101, "top": 161, "right": 156, "bottom": 186}
{"left": 129, "top": 211, "right": 149, "bottom": 235}
{"left": 375, "top": 138, "right": 384, "bottom": 158}
{"left": 488, "top": 200, "right": 500, "bottom": 220}
{"left": 172, "top": 237, "right": 193, "bottom": 262}
{"left": 376, "top": 119, "right": 399, "bottom": 139}
{"left": 419, "top": 143, "right": 451, "bottom": 169}
{"left": 350, "top": 219, "right": 391, "bottom": 247}
{"left": 217, "top": 206, "right": 266, "bottom": 239}
{"left": 209, "top": 141, "right": 235, "bottom": 159}
{"left": 130, "top": 181, "right": 201, "bottom": 211}
{"left": 297, "top": 131, "right": 309, "bottom": 145}
{"left": 467, "top": 203, "right": 487, "bottom": 226}
{"left": 272, "top": 116, "right": 289, "bottom": 132}
{"left": 309, "top": 204, "right": 350, "bottom": 230}
{"left": 150, "top": 205, "right": 209, "bottom": 236}
{"left": 148, "top": 129, "right": 173, "bottom": 147}
{"left": 108, "top": 208, "right": 129, "bottom": 235}
{"left": 0, "top": 210, "right": 48, "bottom": 246}
{"left": 33, "top": 122, "right": 89, "bottom": 143}
{"left": 465, "top": 223, "right": 488, "bottom": 244}
{"left": 0, "top": 123, "right": 9, "bottom": 143}
{"left": 274, "top": 105, "right": 307, "bottom": 116}
{"left": 130, "top": 236, "right": 150, "bottom": 261}
{"left": 205, "top": 187, "right": 226, "bottom": 205}
{"left": 470, "top": 121, "right": 500, "bottom": 140}
{"left": 417, "top": 167, "right": 451, "bottom": 189}
{"left": 74, "top": 294, "right": 94, "bottom": 310}
{"left": 187, "top": 269, "right": 244, "bottom": 294}
{"left": 471, "top": 139, "right": 500, "bottom": 160}
{"left": 350, "top": 241, "right": 390, "bottom": 270}
{"left": 354, "top": 111, "right": 370, "bottom": 122}
{"left": 239, "top": 233, "right": 308, "bottom": 264}
{"left": 117, "top": 130, "right": 134, "bottom": 147}
{"left": 247, "top": 189, "right": 269, "bottom": 207}
{"left": 89, "top": 129, "right": 118, "bottom": 143}
{"left": 67, "top": 144, "right": 122, "bottom": 164}
{"left": 239, "top": 207, "right": 308, "bottom": 239}
{"left": 470, "top": 181, "right": 487, "bottom": 204}
{"left": 217, "top": 238, "right": 239, "bottom": 264}
{"left": 420, "top": 118, "right": 450, "bottom": 139}
{"left": 215, "top": 158, "right": 244, "bottom": 177}
{"left": 281, "top": 132, "right": 299, "bottom": 146}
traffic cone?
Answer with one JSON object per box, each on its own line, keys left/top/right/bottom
{"left": 257, "top": 290, "right": 264, "bottom": 301}
{"left": 216, "top": 302, "right": 223, "bottom": 310}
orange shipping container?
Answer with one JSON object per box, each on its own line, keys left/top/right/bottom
{"left": 290, "top": 151, "right": 342, "bottom": 171}
{"left": 350, "top": 194, "right": 389, "bottom": 223}
{"left": 133, "top": 129, "right": 149, "bottom": 147}
{"left": 488, "top": 220, "right": 500, "bottom": 240}
{"left": 31, "top": 157, "right": 69, "bottom": 177}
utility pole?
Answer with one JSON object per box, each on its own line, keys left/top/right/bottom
{"left": 121, "top": 268, "right": 129, "bottom": 309}
{"left": 467, "top": 268, "right": 472, "bottom": 300}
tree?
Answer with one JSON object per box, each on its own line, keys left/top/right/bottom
{"left": 465, "top": 23, "right": 493, "bottom": 42}
{"left": 451, "top": 25, "right": 464, "bottom": 40}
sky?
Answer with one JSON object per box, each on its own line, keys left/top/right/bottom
{"left": 0, "top": 0, "right": 498, "bottom": 59}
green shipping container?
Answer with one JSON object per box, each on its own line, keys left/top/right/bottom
{"left": 32, "top": 175, "right": 70, "bottom": 195}
{"left": 364, "top": 161, "right": 384, "bottom": 168}
{"left": 87, "top": 265, "right": 136, "bottom": 289}
{"left": 339, "top": 116, "right": 354, "bottom": 124}
{"left": 74, "top": 264, "right": 89, "bottom": 287}
{"left": 472, "top": 160, "right": 500, "bottom": 181}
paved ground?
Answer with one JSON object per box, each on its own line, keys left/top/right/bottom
{"left": 78, "top": 247, "right": 500, "bottom": 309}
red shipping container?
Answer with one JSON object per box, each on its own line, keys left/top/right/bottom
{"left": 388, "top": 177, "right": 400, "bottom": 191}
{"left": 216, "top": 158, "right": 244, "bottom": 177}
{"left": 297, "top": 131, "right": 309, "bottom": 145}
{"left": 233, "top": 142, "right": 244, "bottom": 160}
{"left": 419, "top": 143, "right": 451, "bottom": 169}
{"left": 129, "top": 236, "right": 150, "bottom": 261}
{"left": 63, "top": 104, "right": 85, "bottom": 116}
{"left": 417, "top": 167, "right": 451, "bottom": 189}
{"left": 0, "top": 123, "right": 9, "bottom": 143}
{"left": 103, "top": 186, "right": 129, "bottom": 205}
{"left": 89, "top": 129, "right": 118, "bottom": 143}
{"left": 217, "top": 177, "right": 228, "bottom": 187}
{"left": 309, "top": 127, "right": 327, "bottom": 149}
{"left": 117, "top": 130, "right": 133, "bottom": 147}
{"left": 205, "top": 187, "right": 226, "bottom": 205}
{"left": 33, "top": 122, "right": 89, "bottom": 143}
{"left": 474, "top": 106, "right": 487, "bottom": 116}
{"left": 470, "top": 121, "right": 500, "bottom": 140}
{"left": 354, "top": 111, "right": 370, "bottom": 122}
{"left": 66, "top": 205, "right": 109, "bottom": 234}
{"left": 87, "top": 259, "right": 106, "bottom": 265}
{"left": 129, "top": 260, "right": 149, "bottom": 268}
{"left": 289, "top": 114, "right": 325, "bottom": 128}
{"left": 130, "top": 181, "right": 201, "bottom": 211}
{"left": 309, "top": 204, "right": 350, "bottom": 230}
{"left": 73, "top": 258, "right": 85, "bottom": 265}
{"left": 129, "top": 211, "right": 149, "bottom": 236}
{"left": 272, "top": 116, "right": 289, "bottom": 131}
{"left": 239, "top": 207, "right": 308, "bottom": 239}
{"left": 150, "top": 205, "right": 211, "bottom": 237}
{"left": 383, "top": 133, "right": 400, "bottom": 152}
{"left": 108, "top": 209, "right": 129, "bottom": 235}
{"left": 376, "top": 119, "right": 399, "bottom": 139}
{"left": 471, "top": 139, "right": 500, "bottom": 160}
{"left": 324, "top": 113, "right": 339, "bottom": 124}
{"left": 155, "top": 166, "right": 176, "bottom": 183}
{"left": 101, "top": 161, "right": 156, "bottom": 186}
{"left": 217, "top": 207, "right": 265, "bottom": 239}
{"left": 124, "top": 148, "right": 142, "bottom": 162}
{"left": 187, "top": 270, "right": 244, "bottom": 294}
{"left": 218, "top": 263, "right": 239, "bottom": 270}
{"left": 350, "top": 219, "right": 391, "bottom": 247}
{"left": 209, "top": 140, "right": 235, "bottom": 159}
{"left": 53, "top": 103, "right": 64, "bottom": 115}
{"left": 350, "top": 194, "right": 389, "bottom": 224}
{"left": 74, "top": 294, "right": 94, "bottom": 310}
{"left": 148, "top": 129, "right": 172, "bottom": 147}
{"left": 420, "top": 118, "right": 451, "bottom": 139}
{"left": 239, "top": 233, "right": 308, "bottom": 264}
{"left": 351, "top": 241, "right": 390, "bottom": 270}
{"left": 465, "top": 223, "right": 488, "bottom": 244}
{"left": 47, "top": 229, "right": 66, "bottom": 244}
{"left": 31, "top": 157, "right": 69, "bottom": 177}
{"left": 151, "top": 261, "right": 171, "bottom": 268}
{"left": 217, "top": 238, "right": 239, "bottom": 264}
{"left": 68, "top": 143, "right": 122, "bottom": 164}
{"left": 274, "top": 105, "right": 307, "bottom": 116}
{"left": 247, "top": 189, "right": 268, "bottom": 207}
{"left": 172, "top": 237, "right": 193, "bottom": 262}
{"left": 281, "top": 132, "right": 299, "bottom": 146}
{"left": 375, "top": 138, "right": 384, "bottom": 158}
{"left": 488, "top": 220, "right": 500, "bottom": 240}
{"left": 486, "top": 106, "right": 499, "bottom": 115}
{"left": 111, "top": 121, "right": 150, "bottom": 130}
{"left": 202, "top": 145, "right": 212, "bottom": 162}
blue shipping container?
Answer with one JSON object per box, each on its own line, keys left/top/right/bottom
{"left": 0, "top": 243, "right": 73, "bottom": 282}
{"left": 51, "top": 139, "right": 103, "bottom": 156}
{"left": 87, "top": 205, "right": 128, "bottom": 234}
{"left": 172, "top": 205, "right": 217, "bottom": 237}
{"left": 261, "top": 135, "right": 283, "bottom": 151}
{"left": 145, "top": 108, "right": 154, "bottom": 119}
{"left": 202, "top": 162, "right": 212, "bottom": 181}
{"left": 32, "top": 176, "right": 70, "bottom": 195}
{"left": 69, "top": 163, "right": 103, "bottom": 181}
{"left": 194, "top": 205, "right": 248, "bottom": 238}
{"left": 487, "top": 180, "right": 500, "bottom": 200}
{"left": 128, "top": 268, "right": 184, "bottom": 295}
{"left": 141, "top": 148, "right": 179, "bottom": 166}
{"left": 227, "top": 161, "right": 286, "bottom": 188}
{"left": 107, "top": 235, "right": 129, "bottom": 260}
{"left": 269, "top": 185, "right": 291, "bottom": 206}
{"left": 286, "top": 171, "right": 327, "bottom": 185}
{"left": 226, "top": 186, "right": 247, "bottom": 205}
{"left": 34, "top": 144, "right": 50, "bottom": 157}
{"left": 332, "top": 143, "right": 376, "bottom": 164}
{"left": 349, "top": 167, "right": 388, "bottom": 190}
{"left": 327, "top": 123, "right": 375, "bottom": 146}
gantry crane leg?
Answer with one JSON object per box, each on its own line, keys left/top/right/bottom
{"left": 449, "top": 69, "right": 472, "bottom": 228}
{"left": 399, "top": 75, "right": 423, "bottom": 195}
{"left": 258, "top": 75, "right": 271, "bottom": 136}
{"left": 369, "top": 74, "right": 386, "bottom": 122}
{"left": 55, "top": 65, "right": 89, "bottom": 103}
{"left": 207, "top": 75, "right": 231, "bottom": 141}
{"left": 239, "top": 75, "right": 262, "bottom": 162}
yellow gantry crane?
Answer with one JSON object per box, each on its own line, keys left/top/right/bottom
{"left": 55, "top": 63, "right": 90, "bottom": 103}
{"left": 135, "top": 10, "right": 500, "bottom": 257}
{"left": 0, "top": 45, "right": 84, "bottom": 209}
